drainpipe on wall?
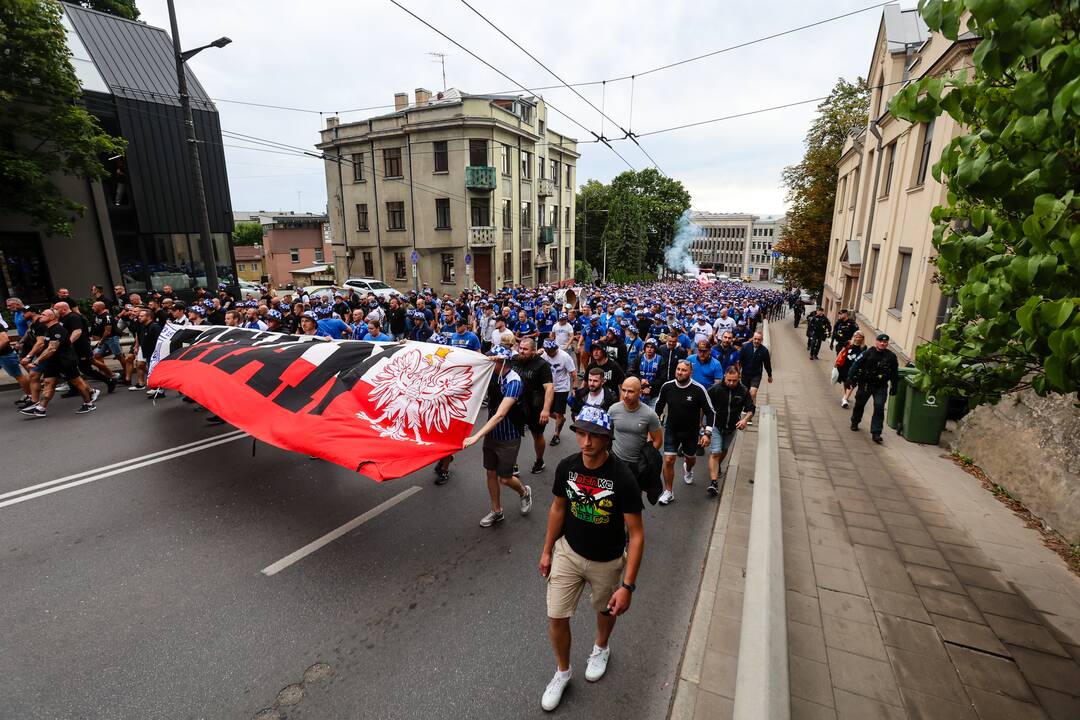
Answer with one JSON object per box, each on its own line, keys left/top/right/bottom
{"left": 853, "top": 120, "right": 885, "bottom": 314}
{"left": 406, "top": 132, "right": 419, "bottom": 292}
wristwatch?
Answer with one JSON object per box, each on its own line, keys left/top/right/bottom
{"left": 621, "top": 582, "right": 636, "bottom": 593}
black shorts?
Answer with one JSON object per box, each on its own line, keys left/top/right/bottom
{"left": 742, "top": 374, "right": 762, "bottom": 389}
{"left": 43, "top": 359, "right": 80, "bottom": 381}
{"left": 551, "top": 391, "right": 568, "bottom": 415}
{"left": 482, "top": 436, "right": 521, "bottom": 476}
{"left": 663, "top": 430, "right": 701, "bottom": 457}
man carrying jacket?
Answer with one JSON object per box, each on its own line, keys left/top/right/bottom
{"left": 705, "top": 366, "right": 755, "bottom": 497}
{"left": 848, "top": 333, "right": 900, "bottom": 444}
{"left": 830, "top": 309, "right": 859, "bottom": 354}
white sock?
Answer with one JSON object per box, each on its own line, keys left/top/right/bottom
{"left": 593, "top": 644, "right": 607, "bottom": 654}
{"left": 557, "top": 667, "right": 571, "bottom": 680}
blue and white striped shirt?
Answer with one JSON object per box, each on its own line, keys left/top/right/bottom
{"left": 490, "top": 369, "right": 523, "bottom": 441}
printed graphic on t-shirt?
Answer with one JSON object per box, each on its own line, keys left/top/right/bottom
{"left": 565, "top": 470, "right": 614, "bottom": 525}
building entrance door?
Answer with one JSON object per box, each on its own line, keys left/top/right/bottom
{"left": 473, "top": 251, "right": 492, "bottom": 291}
{"left": 0, "top": 232, "right": 52, "bottom": 305}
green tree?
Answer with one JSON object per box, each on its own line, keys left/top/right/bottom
{"left": 79, "top": 0, "right": 140, "bottom": 20}
{"left": 232, "top": 221, "right": 264, "bottom": 246}
{"left": 0, "top": 0, "right": 125, "bottom": 236}
{"left": 775, "top": 78, "right": 869, "bottom": 291}
{"left": 575, "top": 169, "right": 691, "bottom": 277}
{"left": 890, "top": 0, "right": 1080, "bottom": 404}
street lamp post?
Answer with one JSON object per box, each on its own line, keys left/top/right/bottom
{"left": 166, "top": 0, "right": 230, "bottom": 292}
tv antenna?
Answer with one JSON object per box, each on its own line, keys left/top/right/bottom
{"left": 428, "top": 51, "right": 448, "bottom": 90}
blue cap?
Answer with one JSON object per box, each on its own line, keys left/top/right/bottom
{"left": 542, "top": 338, "right": 558, "bottom": 350}
{"left": 429, "top": 333, "right": 447, "bottom": 345}
{"left": 558, "top": 313, "right": 568, "bottom": 320}
{"left": 570, "top": 405, "right": 613, "bottom": 437}
{"left": 488, "top": 345, "right": 514, "bottom": 359}
{"left": 301, "top": 311, "right": 318, "bottom": 321}
{"left": 267, "top": 309, "right": 282, "bottom": 320}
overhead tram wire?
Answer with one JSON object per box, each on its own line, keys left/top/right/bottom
{"left": 387, "top": 0, "right": 637, "bottom": 172}
{"left": 455, "top": 0, "right": 666, "bottom": 175}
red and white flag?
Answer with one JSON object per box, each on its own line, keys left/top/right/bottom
{"left": 148, "top": 325, "right": 493, "bottom": 480}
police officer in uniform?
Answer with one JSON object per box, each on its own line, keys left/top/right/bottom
{"left": 848, "top": 333, "right": 900, "bottom": 444}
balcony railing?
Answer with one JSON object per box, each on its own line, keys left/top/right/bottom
{"left": 468, "top": 226, "right": 496, "bottom": 247}
{"left": 539, "top": 226, "right": 556, "bottom": 245}
{"left": 535, "top": 253, "right": 551, "bottom": 266}
{"left": 465, "top": 166, "right": 497, "bottom": 191}
{"left": 538, "top": 177, "right": 555, "bottom": 197}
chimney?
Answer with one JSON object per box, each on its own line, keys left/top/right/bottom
{"left": 415, "top": 87, "right": 432, "bottom": 106}
{"left": 325, "top": 115, "right": 339, "bottom": 128}
{"left": 394, "top": 92, "right": 408, "bottom": 111}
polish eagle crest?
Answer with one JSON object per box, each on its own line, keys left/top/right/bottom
{"left": 356, "top": 346, "right": 473, "bottom": 445}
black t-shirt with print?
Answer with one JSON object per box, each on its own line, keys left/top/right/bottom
{"left": 60, "top": 312, "right": 92, "bottom": 357}
{"left": 90, "top": 311, "right": 113, "bottom": 340}
{"left": 553, "top": 452, "right": 643, "bottom": 562}
{"left": 43, "top": 322, "right": 78, "bottom": 365}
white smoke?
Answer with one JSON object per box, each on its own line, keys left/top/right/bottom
{"left": 665, "top": 210, "right": 701, "bottom": 276}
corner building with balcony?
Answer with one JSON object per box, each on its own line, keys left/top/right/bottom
{"left": 317, "top": 88, "right": 578, "bottom": 293}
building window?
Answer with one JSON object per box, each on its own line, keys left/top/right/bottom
{"left": 538, "top": 156, "right": 545, "bottom": 179}
{"left": 550, "top": 159, "right": 559, "bottom": 184}
{"left": 383, "top": 147, "right": 403, "bottom": 178}
{"left": 520, "top": 201, "right": 531, "bottom": 228}
{"left": 564, "top": 247, "right": 570, "bottom": 272}
{"left": 237, "top": 263, "right": 246, "bottom": 272}
{"left": 521, "top": 249, "right": 532, "bottom": 278}
{"left": 470, "top": 198, "right": 490, "bottom": 227}
{"left": 289, "top": 248, "right": 299, "bottom": 263}
{"left": 469, "top": 139, "right": 487, "bottom": 166}
{"left": 502, "top": 199, "right": 513, "bottom": 229}
{"left": 881, "top": 143, "right": 896, "bottom": 197}
{"left": 915, "top": 118, "right": 935, "bottom": 186}
{"left": 394, "top": 251, "right": 407, "bottom": 280}
{"left": 521, "top": 150, "right": 532, "bottom": 179}
{"left": 387, "top": 201, "right": 406, "bottom": 230}
{"left": 890, "top": 249, "right": 912, "bottom": 312}
{"left": 549, "top": 204, "right": 558, "bottom": 229}
{"left": 441, "top": 253, "right": 455, "bottom": 283}
{"left": 356, "top": 203, "right": 369, "bottom": 231}
{"left": 352, "top": 153, "right": 365, "bottom": 182}
{"left": 565, "top": 163, "right": 571, "bottom": 189}
{"left": 362, "top": 251, "right": 374, "bottom": 277}
{"left": 436, "top": 198, "right": 451, "bottom": 229}
{"left": 538, "top": 202, "right": 545, "bottom": 228}
{"left": 564, "top": 206, "right": 570, "bottom": 230}
{"left": 849, "top": 168, "right": 860, "bottom": 209}
{"left": 433, "top": 141, "right": 448, "bottom": 173}
{"left": 503, "top": 251, "right": 513, "bottom": 280}
{"left": 314, "top": 248, "right": 324, "bottom": 263}
{"left": 502, "top": 143, "right": 512, "bottom": 175}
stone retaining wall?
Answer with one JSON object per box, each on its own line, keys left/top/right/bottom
{"left": 953, "top": 389, "right": 1080, "bottom": 544}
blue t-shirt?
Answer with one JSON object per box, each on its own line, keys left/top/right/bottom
{"left": 514, "top": 319, "right": 537, "bottom": 337}
{"left": 317, "top": 318, "right": 349, "bottom": 339}
{"left": 366, "top": 332, "right": 393, "bottom": 342}
{"left": 688, "top": 354, "right": 723, "bottom": 387}
{"left": 638, "top": 354, "right": 660, "bottom": 383}
{"left": 535, "top": 309, "right": 557, "bottom": 334}
{"left": 450, "top": 331, "right": 481, "bottom": 352}
{"left": 713, "top": 345, "right": 740, "bottom": 372}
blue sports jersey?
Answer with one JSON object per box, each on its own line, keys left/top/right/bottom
{"left": 317, "top": 317, "right": 349, "bottom": 339}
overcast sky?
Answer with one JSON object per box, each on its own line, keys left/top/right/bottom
{"left": 134, "top": 0, "right": 890, "bottom": 216}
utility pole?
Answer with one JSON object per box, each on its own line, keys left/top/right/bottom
{"left": 428, "top": 52, "right": 448, "bottom": 90}
{"left": 166, "top": 0, "right": 230, "bottom": 291}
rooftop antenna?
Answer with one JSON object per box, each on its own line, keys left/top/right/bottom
{"left": 428, "top": 51, "right": 448, "bottom": 90}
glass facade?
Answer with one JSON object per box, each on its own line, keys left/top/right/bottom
{"left": 115, "top": 232, "right": 235, "bottom": 295}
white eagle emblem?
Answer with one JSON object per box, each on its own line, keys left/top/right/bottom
{"left": 356, "top": 346, "right": 473, "bottom": 445}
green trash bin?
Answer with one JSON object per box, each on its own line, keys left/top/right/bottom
{"left": 901, "top": 376, "right": 948, "bottom": 444}
{"left": 887, "top": 366, "right": 919, "bottom": 431}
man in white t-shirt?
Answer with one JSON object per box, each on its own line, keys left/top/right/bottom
{"left": 712, "top": 308, "right": 736, "bottom": 335}
{"left": 542, "top": 338, "right": 576, "bottom": 446}
{"left": 491, "top": 316, "right": 515, "bottom": 349}
{"left": 690, "top": 315, "right": 713, "bottom": 346}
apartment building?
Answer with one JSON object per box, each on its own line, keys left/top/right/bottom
{"left": 822, "top": 4, "right": 977, "bottom": 362}
{"left": 233, "top": 211, "right": 331, "bottom": 289}
{"left": 688, "top": 211, "right": 784, "bottom": 280}
{"left": 316, "top": 88, "right": 578, "bottom": 293}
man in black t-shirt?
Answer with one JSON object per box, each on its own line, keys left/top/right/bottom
{"left": 513, "top": 337, "right": 554, "bottom": 475}
{"left": 538, "top": 405, "right": 644, "bottom": 711}
{"left": 56, "top": 301, "right": 115, "bottom": 392}
{"left": 18, "top": 309, "right": 97, "bottom": 417}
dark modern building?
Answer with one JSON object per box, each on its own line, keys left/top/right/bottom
{"left": 0, "top": 3, "right": 235, "bottom": 305}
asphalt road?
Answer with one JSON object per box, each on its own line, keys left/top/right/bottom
{"left": 1, "top": 387, "right": 718, "bottom": 720}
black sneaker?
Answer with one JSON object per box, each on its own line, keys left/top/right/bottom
{"left": 76, "top": 403, "right": 97, "bottom": 414}
{"left": 531, "top": 459, "right": 546, "bottom": 474}
{"left": 434, "top": 468, "right": 450, "bottom": 485}
{"left": 206, "top": 414, "right": 226, "bottom": 425}
{"left": 550, "top": 433, "right": 560, "bottom": 446}
{"left": 19, "top": 406, "right": 46, "bottom": 418}
{"left": 850, "top": 424, "right": 859, "bottom": 432}
{"left": 707, "top": 480, "right": 719, "bottom": 497}
{"left": 15, "top": 396, "right": 33, "bottom": 409}
{"left": 872, "top": 434, "right": 883, "bottom": 444}
{"left": 106, "top": 378, "right": 117, "bottom": 394}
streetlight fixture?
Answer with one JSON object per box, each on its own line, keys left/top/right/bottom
{"left": 166, "top": 0, "right": 229, "bottom": 291}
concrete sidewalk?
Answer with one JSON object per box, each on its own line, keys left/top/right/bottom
{"left": 770, "top": 319, "right": 1080, "bottom": 719}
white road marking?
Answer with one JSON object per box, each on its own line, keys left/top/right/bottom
{"left": 261, "top": 486, "right": 423, "bottom": 576}
{"left": 0, "top": 429, "right": 246, "bottom": 502}
{"left": 0, "top": 432, "right": 248, "bottom": 510}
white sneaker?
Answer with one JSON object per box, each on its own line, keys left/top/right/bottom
{"left": 841, "top": 398, "right": 849, "bottom": 409}
{"left": 658, "top": 489, "right": 674, "bottom": 505}
{"left": 585, "top": 645, "right": 610, "bottom": 682}
{"left": 520, "top": 485, "right": 533, "bottom": 515}
{"left": 90, "top": 388, "right": 101, "bottom": 403}
{"left": 683, "top": 462, "right": 694, "bottom": 485}
{"left": 479, "top": 510, "right": 504, "bottom": 528}
{"left": 541, "top": 669, "right": 571, "bottom": 711}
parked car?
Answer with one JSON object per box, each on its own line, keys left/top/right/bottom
{"left": 342, "top": 277, "right": 403, "bottom": 301}
{"left": 300, "top": 285, "right": 339, "bottom": 301}
{"left": 237, "top": 280, "right": 262, "bottom": 300}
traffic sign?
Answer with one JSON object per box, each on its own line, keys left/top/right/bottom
{"left": 465, "top": 253, "right": 472, "bottom": 265}
{"left": 772, "top": 251, "right": 780, "bottom": 258}
{"left": 410, "top": 250, "right": 418, "bottom": 263}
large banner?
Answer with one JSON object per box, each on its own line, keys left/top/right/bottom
{"left": 148, "top": 325, "right": 494, "bottom": 481}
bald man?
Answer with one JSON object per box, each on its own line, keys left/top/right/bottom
{"left": 608, "top": 376, "right": 663, "bottom": 468}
